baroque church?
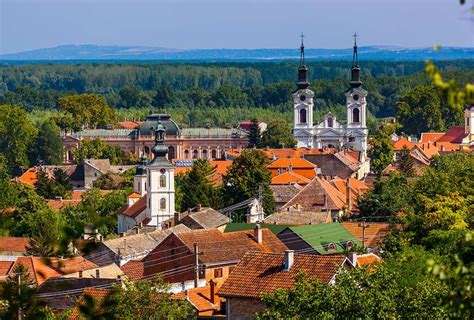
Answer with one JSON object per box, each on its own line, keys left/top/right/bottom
{"left": 292, "top": 35, "right": 368, "bottom": 163}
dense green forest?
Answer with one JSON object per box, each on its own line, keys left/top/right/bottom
{"left": 1, "top": 60, "right": 473, "bottom": 126}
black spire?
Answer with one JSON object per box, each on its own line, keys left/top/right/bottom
{"left": 136, "top": 153, "right": 148, "bottom": 175}
{"left": 297, "top": 33, "right": 309, "bottom": 90}
{"left": 148, "top": 122, "right": 173, "bottom": 167}
{"left": 350, "top": 32, "right": 362, "bottom": 88}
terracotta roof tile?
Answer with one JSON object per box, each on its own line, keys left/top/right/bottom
{"left": 419, "top": 132, "right": 445, "bottom": 143}
{"left": 270, "top": 184, "right": 303, "bottom": 203}
{"left": 437, "top": 126, "right": 467, "bottom": 143}
{"left": 69, "top": 288, "right": 112, "bottom": 320}
{"left": 414, "top": 143, "right": 439, "bottom": 159}
{"left": 218, "top": 252, "right": 346, "bottom": 298}
{"left": 0, "top": 237, "right": 31, "bottom": 254}
{"left": 120, "top": 195, "right": 147, "bottom": 218}
{"left": 11, "top": 257, "right": 62, "bottom": 285}
{"left": 173, "top": 285, "right": 224, "bottom": 313}
{"left": 121, "top": 260, "right": 144, "bottom": 280}
{"left": 341, "top": 222, "right": 391, "bottom": 249}
{"left": 268, "top": 157, "right": 316, "bottom": 170}
{"left": 357, "top": 253, "right": 383, "bottom": 268}
{"left": 0, "top": 261, "right": 13, "bottom": 276}
{"left": 271, "top": 171, "right": 312, "bottom": 185}
{"left": 392, "top": 138, "right": 416, "bottom": 151}
{"left": 128, "top": 192, "right": 141, "bottom": 199}
{"left": 50, "top": 257, "right": 98, "bottom": 274}
{"left": 119, "top": 121, "right": 141, "bottom": 129}
{"left": 264, "top": 210, "right": 332, "bottom": 225}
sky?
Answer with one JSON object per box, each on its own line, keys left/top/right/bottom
{"left": 1, "top": 0, "right": 473, "bottom": 54}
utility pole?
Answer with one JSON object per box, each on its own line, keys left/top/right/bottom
{"left": 193, "top": 243, "right": 201, "bottom": 288}
{"left": 358, "top": 220, "right": 370, "bottom": 248}
{"left": 17, "top": 273, "right": 22, "bottom": 320}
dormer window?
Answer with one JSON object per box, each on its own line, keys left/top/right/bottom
{"left": 326, "top": 243, "right": 337, "bottom": 251}
{"left": 327, "top": 117, "right": 333, "bottom": 128}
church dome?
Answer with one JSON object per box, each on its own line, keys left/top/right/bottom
{"left": 138, "top": 114, "right": 181, "bottom": 136}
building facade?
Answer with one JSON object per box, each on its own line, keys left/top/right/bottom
{"left": 292, "top": 36, "right": 368, "bottom": 162}
{"left": 63, "top": 114, "right": 249, "bottom": 163}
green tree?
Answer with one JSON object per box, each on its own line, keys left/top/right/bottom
{"left": 248, "top": 118, "right": 262, "bottom": 148}
{"left": 35, "top": 168, "right": 73, "bottom": 200}
{"left": 0, "top": 104, "right": 38, "bottom": 175}
{"left": 396, "top": 86, "right": 446, "bottom": 136}
{"left": 261, "top": 119, "right": 296, "bottom": 148}
{"left": 58, "top": 94, "right": 117, "bottom": 131}
{"left": 368, "top": 123, "right": 396, "bottom": 176}
{"left": 71, "top": 138, "right": 137, "bottom": 165}
{"left": 179, "top": 159, "right": 220, "bottom": 211}
{"left": 398, "top": 146, "right": 416, "bottom": 177}
{"left": 0, "top": 263, "right": 47, "bottom": 320}
{"left": 222, "top": 149, "right": 274, "bottom": 219}
{"left": 32, "top": 120, "right": 63, "bottom": 165}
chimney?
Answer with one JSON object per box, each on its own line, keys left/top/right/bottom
{"left": 348, "top": 252, "right": 358, "bottom": 267}
{"left": 284, "top": 250, "right": 294, "bottom": 271}
{"left": 209, "top": 279, "right": 216, "bottom": 304}
{"left": 345, "top": 179, "right": 352, "bottom": 212}
{"left": 174, "top": 211, "right": 181, "bottom": 225}
{"left": 254, "top": 224, "right": 263, "bottom": 244}
{"left": 135, "top": 228, "right": 139, "bottom": 235}
{"left": 197, "top": 204, "right": 202, "bottom": 211}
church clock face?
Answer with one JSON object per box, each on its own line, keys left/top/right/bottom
{"left": 160, "top": 168, "right": 166, "bottom": 174}
{"left": 300, "top": 94, "right": 306, "bottom": 101}
{"left": 353, "top": 94, "right": 359, "bottom": 101}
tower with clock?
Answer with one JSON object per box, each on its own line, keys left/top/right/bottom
{"left": 146, "top": 122, "right": 175, "bottom": 228}
{"left": 292, "top": 34, "right": 368, "bottom": 164}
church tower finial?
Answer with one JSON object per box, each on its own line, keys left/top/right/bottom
{"left": 297, "top": 33, "right": 309, "bottom": 90}
{"left": 350, "top": 32, "right": 362, "bottom": 88}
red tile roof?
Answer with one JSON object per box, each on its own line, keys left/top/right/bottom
{"left": 268, "top": 157, "right": 316, "bottom": 170}
{"left": 0, "top": 237, "right": 31, "bottom": 254}
{"left": 226, "top": 148, "right": 336, "bottom": 160}
{"left": 437, "top": 126, "right": 467, "bottom": 143}
{"left": 341, "top": 222, "right": 391, "bottom": 249}
{"left": 218, "top": 251, "right": 346, "bottom": 298}
{"left": 357, "top": 253, "right": 383, "bottom": 268}
{"left": 392, "top": 138, "right": 416, "bottom": 151}
{"left": 119, "top": 121, "right": 142, "bottom": 129}
{"left": 120, "top": 195, "right": 147, "bottom": 218}
{"left": 10, "top": 257, "right": 62, "bottom": 285}
{"left": 419, "top": 132, "right": 445, "bottom": 143}
{"left": 69, "top": 288, "right": 112, "bottom": 320}
{"left": 120, "top": 260, "right": 145, "bottom": 281}
{"left": 173, "top": 285, "right": 224, "bottom": 314}
{"left": 0, "top": 261, "right": 13, "bottom": 276}
{"left": 271, "top": 171, "right": 312, "bottom": 185}
{"left": 50, "top": 257, "right": 98, "bottom": 274}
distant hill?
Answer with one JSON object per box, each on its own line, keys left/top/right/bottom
{"left": 1, "top": 44, "right": 473, "bottom": 61}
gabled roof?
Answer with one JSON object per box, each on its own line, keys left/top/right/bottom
{"left": 120, "top": 260, "right": 145, "bottom": 281}
{"left": 420, "top": 132, "right": 445, "bottom": 143}
{"left": 271, "top": 171, "right": 311, "bottom": 185}
{"left": 356, "top": 253, "right": 383, "bottom": 268}
{"left": 223, "top": 223, "right": 289, "bottom": 235}
{"left": 172, "top": 228, "right": 287, "bottom": 265}
{"left": 10, "top": 257, "right": 62, "bottom": 285}
{"left": 330, "top": 177, "right": 369, "bottom": 208}
{"left": 84, "top": 159, "right": 111, "bottom": 174}
{"left": 0, "top": 261, "right": 13, "bottom": 276}
{"left": 268, "top": 157, "right": 316, "bottom": 169}
{"left": 281, "top": 176, "right": 346, "bottom": 211}
{"left": 341, "top": 222, "right": 391, "bottom": 249}
{"left": 0, "top": 237, "right": 31, "bottom": 254}
{"left": 180, "top": 207, "right": 231, "bottom": 229}
{"left": 392, "top": 137, "right": 416, "bottom": 151}
{"left": 264, "top": 210, "right": 332, "bottom": 225}
{"left": 120, "top": 195, "right": 147, "bottom": 219}
{"left": 270, "top": 184, "right": 303, "bottom": 203}
{"left": 281, "top": 224, "right": 360, "bottom": 255}
{"left": 68, "top": 288, "right": 112, "bottom": 320}
{"left": 437, "top": 126, "right": 467, "bottom": 143}
{"left": 173, "top": 285, "right": 224, "bottom": 314}
{"left": 218, "top": 251, "right": 347, "bottom": 298}
{"left": 414, "top": 143, "right": 439, "bottom": 159}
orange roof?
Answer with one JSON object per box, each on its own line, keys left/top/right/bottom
{"left": 121, "top": 260, "right": 144, "bottom": 281}
{"left": 392, "top": 138, "right": 416, "bottom": 151}
{"left": 15, "top": 167, "right": 43, "bottom": 186}
{"left": 128, "top": 192, "right": 141, "bottom": 199}
{"left": 227, "top": 148, "right": 336, "bottom": 160}
{"left": 119, "top": 121, "right": 142, "bottom": 129}
{"left": 434, "top": 141, "right": 460, "bottom": 152}
{"left": 268, "top": 157, "right": 316, "bottom": 169}
{"left": 271, "top": 171, "right": 311, "bottom": 185}
{"left": 69, "top": 288, "right": 112, "bottom": 320}
{"left": 120, "top": 195, "right": 147, "bottom": 218}
{"left": 173, "top": 285, "right": 224, "bottom": 314}
{"left": 11, "top": 257, "right": 62, "bottom": 285}
{"left": 414, "top": 143, "right": 439, "bottom": 159}
{"left": 218, "top": 252, "right": 346, "bottom": 298}
{"left": 419, "top": 132, "right": 445, "bottom": 143}
{"left": 437, "top": 126, "right": 467, "bottom": 143}
{"left": 50, "top": 256, "right": 98, "bottom": 274}
{"left": 357, "top": 253, "right": 383, "bottom": 268}
{"left": 0, "top": 261, "right": 13, "bottom": 276}
{"left": 173, "top": 160, "right": 232, "bottom": 186}
{"left": 0, "top": 237, "right": 31, "bottom": 254}
{"left": 47, "top": 199, "right": 81, "bottom": 211}
{"left": 331, "top": 177, "right": 369, "bottom": 206}
{"left": 341, "top": 222, "right": 391, "bottom": 249}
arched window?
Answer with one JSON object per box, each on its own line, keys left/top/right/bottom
{"left": 202, "top": 149, "right": 208, "bottom": 159}
{"left": 211, "top": 149, "right": 217, "bottom": 159}
{"left": 299, "top": 109, "right": 307, "bottom": 124}
{"left": 193, "top": 150, "right": 199, "bottom": 159}
{"left": 160, "top": 198, "right": 166, "bottom": 210}
{"left": 144, "top": 146, "right": 150, "bottom": 154}
{"left": 327, "top": 117, "right": 333, "bottom": 128}
{"left": 184, "top": 150, "right": 190, "bottom": 159}
{"left": 220, "top": 150, "right": 226, "bottom": 159}
{"left": 352, "top": 108, "right": 360, "bottom": 123}
{"left": 168, "top": 146, "right": 175, "bottom": 160}
{"left": 160, "top": 174, "right": 166, "bottom": 188}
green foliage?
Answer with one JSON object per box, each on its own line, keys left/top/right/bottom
{"left": 248, "top": 118, "right": 262, "bottom": 147}
{"left": 222, "top": 149, "right": 275, "bottom": 219}
{"left": 178, "top": 159, "right": 221, "bottom": 211}
{"left": 397, "top": 146, "right": 415, "bottom": 177}
{"left": 35, "top": 168, "right": 73, "bottom": 200}
{"left": 57, "top": 94, "right": 117, "bottom": 131}
{"left": 32, "top": 120, "right": 64, "bottom": 165}
{"left": 367, "top": 123, "right": 396, "bottom": 176}
{"left": 259, "top": 248, "right": 447, "bottom": 319}
{"left": 261, "top": 119, "right": 297, "bottom": 148}
{"left": 71, "top": 138, "right": 137, "bottom": 165}
{"left": 93, "top": 169, "right": 135, "bottom": 190}
{"left": 0, "top": 104, "right": 38, "bottom": 175}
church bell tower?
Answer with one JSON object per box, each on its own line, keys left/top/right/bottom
{"left": 292, "top": 34, "right": 315, "bottom": 148}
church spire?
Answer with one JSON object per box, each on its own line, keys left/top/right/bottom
{"left": 297, "top": 33, "right": 309, "bottom": 90}
{"left": 350, "top": 32, "right": 362, "bottom": 88}
{"left": 149, "top": 122, "right": 170, "bottom": 166}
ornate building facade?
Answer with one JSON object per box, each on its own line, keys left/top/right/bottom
{"left": 292, "top": 35, "right": 368, "bottom": 163}
{"left": 63, "top": 114, "right": 249, "bottom": 163}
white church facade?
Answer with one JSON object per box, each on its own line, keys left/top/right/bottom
{"left": 292, "top": 35, "right": 369, "bottom": 166}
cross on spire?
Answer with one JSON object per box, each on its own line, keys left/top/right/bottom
{"left": 353, "top": 32, "right": 358, "bottom": 46}
{"left": 299, "top": 32, "right": 305, "bottom": 66}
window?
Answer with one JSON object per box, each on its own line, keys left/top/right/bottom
{"left": 95, "top": 269, "right": 100, "bottom": 278}
{"left": 168, "top": 146, "right": 175, "bottom": 160}
{"left": 193, "top": 150, "right": 199, "bottom": 159}
{"left": 352, "top": 108, "right": 360, "bottom": 123}
{"left": 214, "top": 268, "right": 223, "bottom": 278}
{"left": 299, "top": 109, "right": 307, "bottom": 124}
{"left": 160, "top": 174, "right": 166, "bottom": 188}
{"left": 144, "top": 146, "right": 150, "bottom": 154}
{"left": 229, "top": 266, "right": 235, "bottom": 274}
{"left": 160, "top": 198, "right": 166, "bottom": 210}
{"left": 220, "top": 150, "right": 226, "bottom": 159}
{"left": 349, "top": 137, "right": 355, "bottom": 142}
{"left": 211, "top": 149, "right": 217, "bottom": 159}
{"left": 327, "top": 117, "right": 333, "bottom": 128}
{"left": 202, "top": 149, "right": 208, "bottom": 159}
